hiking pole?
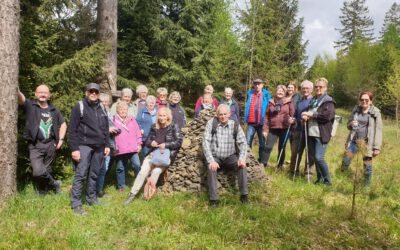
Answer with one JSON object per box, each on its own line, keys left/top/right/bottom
{"left": 276, "top": 124, "right": 292, "bottom": 170}
{"left": 304, "top": 121, "right": 310, "bottom": 183}
{"left": 292, "top": 125, "right": 303, "bottom": 180}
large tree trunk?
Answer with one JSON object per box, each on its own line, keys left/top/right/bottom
{"left": 97, "top": 0, "right": 118, "bottom": 94}
{"left": 0, "top": 0, "right": 20, "bottom": 201}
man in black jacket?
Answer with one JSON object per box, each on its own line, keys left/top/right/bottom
{"left": 18, "top": 85, "right": 67, "bottom": 195}
{"left": 69, "top": 83, "right": 110, "bottom": 215}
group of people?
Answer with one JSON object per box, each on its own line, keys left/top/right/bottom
{"left": 17, "top": 76, "right": 382, "bottom": 214}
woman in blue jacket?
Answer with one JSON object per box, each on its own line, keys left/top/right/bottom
{"left": 136, "top": 95, "right": 158, "bottom": 158}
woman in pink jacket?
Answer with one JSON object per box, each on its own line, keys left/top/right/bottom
{"left": 113, "top": 101, "right": 142, "bottom": 191}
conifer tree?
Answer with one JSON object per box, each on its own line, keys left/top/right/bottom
{"left": 335, "top": 0, "right": 374, "bottom": 52}
{"left": 381, "top": 3, "right": 400, "bottom": 36}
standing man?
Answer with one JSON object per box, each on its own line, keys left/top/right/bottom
{"left": 69, "top": 83, "right": 110, "bottom": 215}
{"left": 203, "top": 104, "right": 248, "bottom": 207}
{"left": 18, "top": 85, "right": 66, "bottom": 195}
{"left": 301, "top": 78, "right": 336, "bottom": 186}
{"left": 244, "top": 79, "right": 271, "bottom": 165}
{"left": 289, "top": 80, "right": 315, "bottom": 178}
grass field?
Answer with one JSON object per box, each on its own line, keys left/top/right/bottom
{"left": 0, "top": 109, "right": 399, "bottom": 249}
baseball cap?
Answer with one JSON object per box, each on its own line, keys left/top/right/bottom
{"left": 252, "top": 79, "right": 264, "bottom": 85}
{"left": 86, "top": 83, "right": 100, "bottom": 91}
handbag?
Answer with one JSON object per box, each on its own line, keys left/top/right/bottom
{"left": 150, "top": 148, "right": 171, "bottom": 167}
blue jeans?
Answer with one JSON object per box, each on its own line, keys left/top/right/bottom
{"left": 341, "top": 141, "right": 373, "bottom": 184}
{"left": 309, "top": 137, "right": 331, "bottom": 185}
{"left": 246, "top": 124, "right": 266, "bottom": 163}
{"left": 96, "top": 155, "right": 111, "bottom": 193}
{"left": 115, "top": 153, "right": 141, "bottom": 189}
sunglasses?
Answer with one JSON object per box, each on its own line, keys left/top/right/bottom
{"left": 359, "top": 98, "right": 370, "bottom": 102}
{"left": 88, "top": 89, "right": 99, "bottom": 94}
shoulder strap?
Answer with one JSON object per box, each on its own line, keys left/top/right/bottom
{"left": 79, "top": 100, "right": 84, "bottom": 118}
{"left": 211, "top": 117, "right": 219, "bottom": 147}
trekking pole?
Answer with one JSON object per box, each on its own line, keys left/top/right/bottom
{"left": 304, "top": 121, "right": 310, "bottom": 183}
{"left": 276, "top": 124, "right": 292, "bottom": 170}
{"left": 292, "top": 125, "right": 303, "bottom": 180}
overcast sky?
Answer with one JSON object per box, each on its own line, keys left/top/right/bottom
{"left": 235, "top": 0, "right": 397, "bottom": 66}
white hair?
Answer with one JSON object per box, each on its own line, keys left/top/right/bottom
{"left": 216, "top": 104, "right": 231, "bottom": 115}
{"left": 136, "top": 84, "right": 148, "bottom": 95}
{"left": 300, "top": 80, "right": 314, "bottom": 89}
{"left": 99, "top": 93, "right": 111, "bottom": 103}
{"left": 121, "top": 88, "right": 133, "bottom": 97}
{"left": 146, "top": 95, "right": 156, "bottom": 104}
{"left": 156, "top": 87, "right": 168, "bottom": 95}
{"left": 224, "top": 87, "right": 233, "bottom": 94}
{"left": 169, "top": 91, "right": 181, "bottom": 101}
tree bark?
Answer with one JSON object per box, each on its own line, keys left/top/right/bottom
{"left": 97, "top": 0, "right": 118, "bottom": 94}
{"left": 0, "top": 0, "right": 19, "bottom": 201}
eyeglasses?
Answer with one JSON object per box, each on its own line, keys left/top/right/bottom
{"left": 88, "top": 89, "right": 99, "bottom": 94}
{"left": 359, "top": 99, "right": 370, "bottom": 102}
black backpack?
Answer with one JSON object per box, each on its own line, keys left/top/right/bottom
{"left": 210, "top": 117, "right": 239, "bottom": 151}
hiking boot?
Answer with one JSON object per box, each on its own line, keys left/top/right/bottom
{"left": 97, "top": 191, "right": 105, "bottom": 198}
{"left": 209, "top": 200, "right": 219, "bottom": 208}
{"left": 53, "top": 180, "right": 62, "bottom": 194}
{"left": 118, "top": 187, "right": 125, "bottom": 192}
{"left": 240, "top": 195, "right": 249, "bottom": 204}
{"left": 73, "top": 206, "right": 87, "bottom": 215}
{"left": 124, "top": 193, "right": 136, "bottom": 206}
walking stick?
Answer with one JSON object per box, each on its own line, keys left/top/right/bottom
{"left": 304, "top": 121, "right": 310, "bottom": 183}
{"left": 276, "top": 124, "right": 292, "bottom": 170}
{"left": 292, "top": 125, "right": 303, "bottom": 180}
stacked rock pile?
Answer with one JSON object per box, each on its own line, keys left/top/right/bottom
{"left": 162, "top": 109, "right": 267, "bottom": 193}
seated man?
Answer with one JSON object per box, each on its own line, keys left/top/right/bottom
{"left": 202, "top": 104, "right": 248, "bottom": 207}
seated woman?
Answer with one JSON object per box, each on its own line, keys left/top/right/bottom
{"left": 124, "top": 107, "right": 183, "bottom": 204}
{"left": 341, "top": 90, "right": 382, "bottom": 185}
{"left": 113, "top": 101, "right": 142, "bottom": 191}
{"left": 262, "top": 85, "right": 295, "bottom": 170}
{"left": 194, "top": 94, "right": 215, "bottom": 118}
{"left": 194, "top": 84, "right": 219, "bottom": 112}
{"left": 169, "top": 91, "right": 187, "bottom": 129}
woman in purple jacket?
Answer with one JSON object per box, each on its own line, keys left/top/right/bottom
{"left": 113, "top": 101, "right": 142, "bottom": 191}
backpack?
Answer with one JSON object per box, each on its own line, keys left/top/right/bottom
{"left": 78, "top": 100, "right": 107, "bottom": 118}
{"left": 211, "top": 117, "right": 239, "bottom": 151}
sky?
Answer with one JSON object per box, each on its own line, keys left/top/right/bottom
{"left": 235, "top": 0, "right": 397, "bottom": 66}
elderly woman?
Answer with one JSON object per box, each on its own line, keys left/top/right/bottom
{"left": 219, "top": 87, "right": 240, "bottom": 122}
{"left": 96, "top": 93, "right": 116, "bottom": 197}
{"left": 136, "top": 95, "right": 158, "bottom": 157}
{"left": 194, "top": 84, "right": 219, "bottom": 111}
{"left": 134, "top": 84, "right": 148, "bottom": 113}
{"left": 169, "top": 91, "right": 186, "bottom": 129}
{"left": 124, "top": 107, "right": 183, "bottom": 204}
{"left": 262, "top": 85, "right": 295, "bottom": 170}
{"left": 113, "top": 101, "right": 142, "bottom": 191}
{"left": 301, "top": 77, "right": 335, "bottom": 186}
{"left": 194, "top": 94, "right": 215, "bottom": 118}
{"left": 110, "top": 88, "right": 137, "bottom": 117}
{"left": 341, "top": 91, "right": 382, "bottom": 185}
{"left": 155, "top": 87, "right": 169, "bottom": 109}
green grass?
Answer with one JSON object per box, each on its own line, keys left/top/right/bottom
{"left": 1, "top": 109, "right": 399, "bottom": 249}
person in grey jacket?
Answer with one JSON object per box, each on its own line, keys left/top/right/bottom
{"left": 219, "top": 87, "right": 241, "bottom": 122}
{"left": 341, "top": 90, "right": 382, "bottom": 185}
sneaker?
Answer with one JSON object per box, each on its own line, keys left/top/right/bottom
{"left": 209, "top": 200, "right": 219, "bottom": 208}
{"left": 124, "top": 193, "right": 136, "bottom": 206}
{"left": 73, "top": 206, "right": 87, "bottom": 215}
{"left": 53, "top": 180, "right": 62, "bottom": 194}
{"left": 240, "top": 195, "right": 249, "bottom": 204}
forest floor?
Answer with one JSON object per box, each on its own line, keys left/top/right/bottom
{"left": 0, "top": 109, "right": 399, "bottom": 249}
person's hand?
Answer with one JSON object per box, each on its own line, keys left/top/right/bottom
{"left": 209, "top": 161, "right": 220, "bottom": 172}
{"left": 56, "top": 140, "right": 63, "bottom": 150}
{"left": 71, "top": 150, "right": 80, "bottom": 162}
{"left": 301, "top": 112, "right": 310, "bottom": 122}
{"left": 158, "top": 143, "right": 166, "bottom": 150}
{"left": 238, "top": 159, "right": 246, "bottom": 168}
{"left": 262, "top": 131, "right": 268, "bottom": 138}
{"left": 151, "top": 140, "right": 158, "bottom": 147}
{"left": 141, "top": 129, "right": 144, "bottom": 135}
{"left": 104, "top": 147, "right": 110, "bottom": 156}
{"left": 288, "top": 117, "right": 296, "bottom": 124}
{"left": 138, "top": 145, "right": 142, "bottom": 152}
{"left": 372, "top": 149, "right": 380, "bottom": 157}
{"left": 351, "top": 120, "right": 359, "bottom": 128}
{"left": 109, "top": 127, "right": 119, "bottom": 134}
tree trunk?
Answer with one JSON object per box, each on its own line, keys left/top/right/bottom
{"left": 0, "top": 0, "right": 20, "bottom": 201}
{"left": 97, "top": 0, "right": 118, "bottom": 94}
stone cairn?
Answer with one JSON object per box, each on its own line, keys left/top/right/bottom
{"left": 162, "top": 109, "right": 267, "bottom": 193}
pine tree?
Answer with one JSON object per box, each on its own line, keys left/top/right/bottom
{"left": 335, "top": 0, "right": 374, "bottom": 52}
{"left": 381, "top": 3, "right": 400, "bottom": 36}
{"left": 240, "top": 0, "right": 306, "bottom": 87}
